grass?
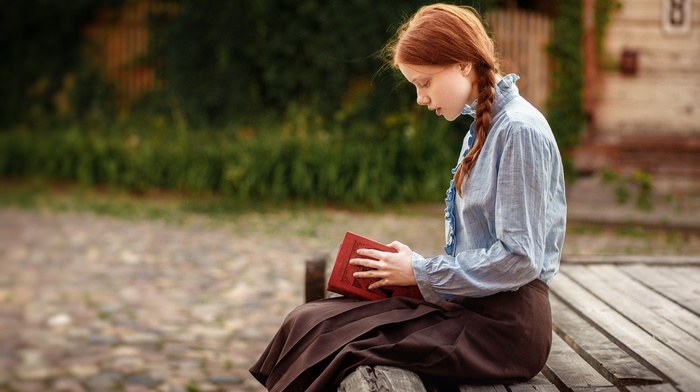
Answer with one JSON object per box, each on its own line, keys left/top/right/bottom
{"left": 1, "top": 179, "right": 187, "bottom": 223}
{"left": 0, "top": 178, "right": 299, "bottom": 224}
{"left": 0, "top": 177, "right": 446, "bottom": 222}
{"left": 2, "top": 178, "right": 700, "bottom": 258}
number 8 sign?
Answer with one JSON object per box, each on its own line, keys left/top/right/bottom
{"left": 662, "top": 0, "right": 692, "bottom": 34}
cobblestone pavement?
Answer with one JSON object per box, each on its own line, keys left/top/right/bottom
{"left": 0, "top": 206, "right": 453, "bottom": 392}
{"left": 2, "top": 180, "right": 700, "bottom": 392}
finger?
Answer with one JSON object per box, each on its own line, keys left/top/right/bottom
{"left": 368, "top": 279, "right": 388, "bottom": 290}
{"left": 387, "top": 240, "right": 409, "bottom": 252}
{"left": 353, "top": 269, "right": 381, "bottom": 279}
{"left": 356, "top": 248, "right": 381, "bottom": 259}
{"left": 349, "top": 257, "right": 379, "bottom": 269}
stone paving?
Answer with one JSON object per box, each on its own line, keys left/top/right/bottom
{"left": 1, "top": 177, "right": 700, "bottom": 392}
{"left": 0, "top": 206, "right": 457, "bottom": 392}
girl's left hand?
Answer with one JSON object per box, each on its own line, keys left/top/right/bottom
{"left": 349, "top": 241, "right": 417, "bottom": 290}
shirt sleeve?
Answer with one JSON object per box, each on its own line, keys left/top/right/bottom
{"left": 413, "top": 124, "right": 555, "bottom": 301}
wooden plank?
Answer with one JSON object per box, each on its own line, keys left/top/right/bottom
{"left": 563, "top": 265, "right": 700, "bottom": 367}
{"left": 342, "top": 369, "right": 553, "bottom": 392}
{"left": 508, "top": 384, "right": 558, "bottom": 392}
{"left": 486, "top": 9, "right": 551, "bottom": 112}
{"left": 610, "top": 0, "right": 700, "bottom": 21}
{"left": 550, "top": 273, "right": 700, "bottom": 391}
{"left": 597, "top": 74, "right": 700, "bottom": 136}
{"left": 561, "top": 255, "right": 700, "bottom": 265}
{"left": 513, "top": 372, "right": 555, "bottom": 386}
{"left": 621, "top": 264, "right": 700, "bottom": 316}
{"left": 550, "top": 295, "right": 664, "bottom": 386}
{"left": 599, "top": 74, "right": 700, "bottom": 105}
{"left": 627, "top": 384, "right": 680, "bottom": 392}
{"left": 673, "top": 266, "right": 700, "bottom": 284}
{"left": 654, "top": 266, "right": 700, "bottom": 298}
{"left": 505, "top": 372, "right": 558, "bottom": 392}
{"left": 541, "top": 332, "right": 614, "bottom": 390}
{"left": 592, "top": 265, "right": 700, "bottom": 338}
{"left": 458, "top": 385, "right": 507, "bottom": 392}
{"left": 603, "top": 40, "right": 699, "bottom": 73}
{"left": 338, "top": 366, "right": 426, "bottom": 392}
{"left": 607, "top": 24, "right": 700, "bottom": 50}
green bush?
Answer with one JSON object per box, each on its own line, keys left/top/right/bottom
{"left": 0, "top": 111, "right": 463, "bottom": 206}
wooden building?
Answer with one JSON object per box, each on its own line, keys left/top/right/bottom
{"left": 576, "top": 0, "right": 700, "bottom": 194}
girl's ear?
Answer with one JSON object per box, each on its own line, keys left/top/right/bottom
{"left": 459, "top": 63, "right": 473, "bottom": 77}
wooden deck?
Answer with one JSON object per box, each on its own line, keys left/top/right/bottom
{"left": 536, "top": 259, "right": 700, "bottom": 392}
{"left": 315, "top": 257, "right": 700, "bottom": 392}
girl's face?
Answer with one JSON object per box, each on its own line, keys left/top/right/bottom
{"left": 398, "top": 62, "right": 478, "bottom": 121}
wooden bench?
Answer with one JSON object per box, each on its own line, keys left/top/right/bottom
{"left": 305, "top": 255, "right": 700, "bottom": 392}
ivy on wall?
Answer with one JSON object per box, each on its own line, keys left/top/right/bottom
{"left": 595, "top": 0, "right": 622, "bottom": 68}
{"left": 546, "top": 0, "right": 585, "bottom": 178}
{"left": 546, "top": 0, "right": 620, "bottom": 178}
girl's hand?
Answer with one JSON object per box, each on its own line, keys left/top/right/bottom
{"left": 349, "top": 241, "right": 417, "bottom": 290}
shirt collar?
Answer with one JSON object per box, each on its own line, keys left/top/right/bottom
{"left": 460, "top": 73, "right": 520, "bottom": 118}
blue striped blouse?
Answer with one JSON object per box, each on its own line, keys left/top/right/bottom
{"left": 412, "top": 74, "right": 567, "bottom": 301}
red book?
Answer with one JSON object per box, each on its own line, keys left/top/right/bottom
{"left": 326, "top": 231, "right": 424, "bottom": 301}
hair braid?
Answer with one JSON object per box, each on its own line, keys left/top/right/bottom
{"left": 454, "top": 64, "right": 496, "bottom": 195}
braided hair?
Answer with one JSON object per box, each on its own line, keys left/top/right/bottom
{"left": 455, "top": 63, "right": 496, "bottom": 194}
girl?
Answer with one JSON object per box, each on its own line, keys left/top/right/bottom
{"left": 250, "top": 3, "right": 566, "bottom": 391}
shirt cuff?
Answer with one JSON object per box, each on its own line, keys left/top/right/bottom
{"left": 411, "top": 252, "right": 443, "bottom": 303}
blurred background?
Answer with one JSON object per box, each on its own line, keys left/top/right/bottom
{"left": 1, "top": 0, "right": 698, "bottom": 206}
{"left": 1, "top": 0, "right": 699, "bottom": 391}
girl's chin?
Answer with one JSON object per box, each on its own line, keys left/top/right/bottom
{"left": 432, "top": 108, "right": 458, "bottom": 121}
{"left": 444, "top": 112, "right": 460, "bottom": 122}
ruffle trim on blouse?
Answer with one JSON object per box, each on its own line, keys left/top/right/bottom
{"left": 443, "top": 74, "right": 519, "bottom": 256}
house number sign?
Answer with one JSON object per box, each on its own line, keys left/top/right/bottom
{"left": 662, "top": 0, "right": 692, "bottom": 34}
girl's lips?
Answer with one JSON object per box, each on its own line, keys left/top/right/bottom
{"left": 436, "top": 107, "right": 442, "bottom": 116}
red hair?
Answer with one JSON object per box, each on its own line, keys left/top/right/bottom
{"left": 385, "top": 4, "right": 501, "bottom": 195}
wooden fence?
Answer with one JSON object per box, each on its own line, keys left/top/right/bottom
{"left": 486, "top": 9, "right": 553, "bottom": 112}
{"left": 82, "top": 0, "right": 177, "bottom": 108}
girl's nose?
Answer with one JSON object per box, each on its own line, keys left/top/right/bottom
{"left": 417, "top": 93, "right": 430, "bottom": 106}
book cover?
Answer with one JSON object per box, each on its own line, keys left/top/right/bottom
{"left": 326, "top": 231, "right": 424, "bottom": 301}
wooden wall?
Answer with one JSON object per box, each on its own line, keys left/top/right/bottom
{"left": 487, "top": 9, "right": 552, "bottom": 112}
{"left": 595, "top": 0, "right": 700, "bottom": 140}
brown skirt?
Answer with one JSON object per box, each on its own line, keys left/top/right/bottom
{"left": 249, "top": 279, "right": 552, "bottom": 392}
